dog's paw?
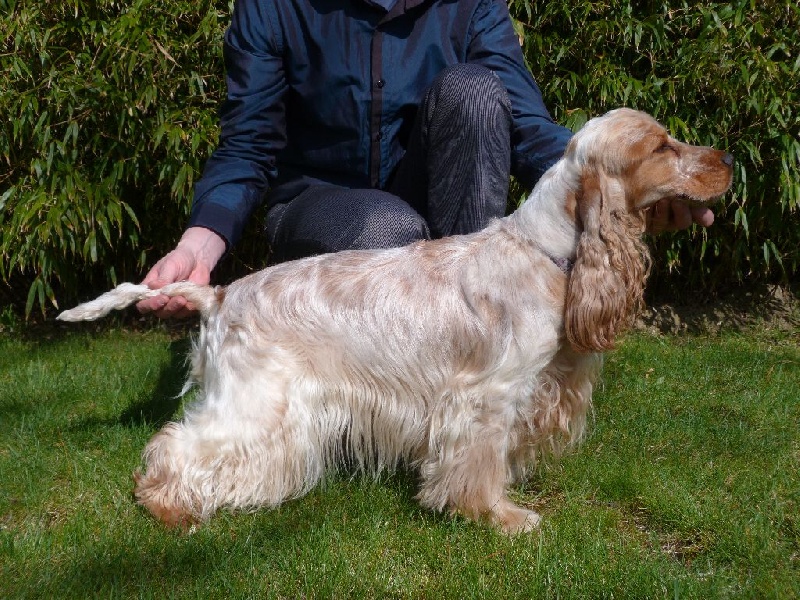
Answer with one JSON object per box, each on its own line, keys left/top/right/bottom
{"left": 133, "top": 470, "right": 198, "bottom": 530}
{"left": 489, "top": 499, "right": 542, "bottom": 535}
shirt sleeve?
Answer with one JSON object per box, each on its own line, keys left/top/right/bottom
{"left": 466, "top": 0, "right": 573, "bottom": 190}
{"left": 187, "top": 0, "right": 288, "bottom": 248}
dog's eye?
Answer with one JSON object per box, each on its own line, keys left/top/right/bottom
{"left": 654, "top": 142, "right": 678, "bottom": 155}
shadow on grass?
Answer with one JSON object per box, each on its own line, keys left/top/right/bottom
{"left": 118, "top": 337, "right": 192, "bottom": 428}
{"left": 10, "top": 473, "right": 437, "bottom": 598}
{"left": 16, "top": 538, "right": 230, "bottom": 598}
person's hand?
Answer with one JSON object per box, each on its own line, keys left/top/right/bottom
{"left": 136, "top": 227, "right": 227, "bottom": 319}
{"left": 646, "top": 198, "right": 715, "bottom": 234}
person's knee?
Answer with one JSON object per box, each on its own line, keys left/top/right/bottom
{"left": 267, "top": 188, "right": 431, "bottom": 261}
{"left": 354, "top": 199, "right": 431, "bottom": 248}
{"left": 428, "top": 64, "right": 511, "bottom": 121}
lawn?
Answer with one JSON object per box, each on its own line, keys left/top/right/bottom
{"left": 1, "top": 321, "right": 798, "bottom": 599}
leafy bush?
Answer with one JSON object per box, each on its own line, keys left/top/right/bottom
{"left": 1, "top": 0, "right": 228, "bottom": 313}
{"left": 1, "top": 0, "right": 798, "bottom": 315}
{"left": 510, "top": 0, "right": 799, "bottom": 292}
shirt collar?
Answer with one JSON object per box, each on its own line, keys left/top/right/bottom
{"left": 364, "top": 0, "right": 399, "bottom": 10}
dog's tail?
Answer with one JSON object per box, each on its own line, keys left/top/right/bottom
{"left": 57, "top": 282, "right": 219, "bottom": 322}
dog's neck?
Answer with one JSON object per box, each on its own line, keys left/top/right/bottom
{"left": 508, "top": 160, "right": 582, "bottom": 266}
{"left": 544, "top": 252, "right": 574, "bottom": 274}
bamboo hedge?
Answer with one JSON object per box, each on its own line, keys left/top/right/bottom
{"left": 512, "top": 0, "right": 799, "bottom": 293}
{"left": 1, "top": 0, "right": 798, "bottom": 315}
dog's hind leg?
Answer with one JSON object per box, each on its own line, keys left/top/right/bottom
{"left": 134, "top": 365, "right": 325, "bottom": 526}
{"left": 133, "top": 422, "right": 203, "bottom": 527}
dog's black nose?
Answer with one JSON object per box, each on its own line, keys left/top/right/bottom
{"left": 722, "top": 152, "right": 734, "bottom": 167}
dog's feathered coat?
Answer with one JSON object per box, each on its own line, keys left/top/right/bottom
{"left": 59, "top": 109, "right": 733, "bottom": 533}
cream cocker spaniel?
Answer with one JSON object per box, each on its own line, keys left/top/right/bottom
{"left": 59, "top": 109, "right": 734, "bottom": 533}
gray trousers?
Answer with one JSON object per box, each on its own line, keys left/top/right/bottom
{"left": 266, "top": 64, "right": 512, "bottom": 263}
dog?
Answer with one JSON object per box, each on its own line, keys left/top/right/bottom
{"left": 58, "top": 109, "right": 734, "bottom": 533}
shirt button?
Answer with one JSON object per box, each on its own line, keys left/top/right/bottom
{"left": 375, "top": 79, "right": 385, "bottom": 88}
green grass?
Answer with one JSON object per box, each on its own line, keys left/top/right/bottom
{"left": 1, "top": 324, "right": 798, "bottom": 598}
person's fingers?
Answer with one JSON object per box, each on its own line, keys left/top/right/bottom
{"left": 137, "top": 250, "right": 196, "bottom": 315}
{"left": 648, "top": 199, "right": 671, "bottom": 234}
{"left": 140, "top": 263, "right": 161, "bottom": 288}
{"left": 143, "top": 253, "right": 190, "bottom": 289}
{"left": 669, "top": 201, "right": 693, "bottom": 231}
{"left": 138, "top": 256, "right": 210, "bottom": 317}
{"left": 138, "top": 259, "right": 175, "bottom": 314}
{"left": 136, "top": 294, "right": 168, "bottom": 314}
{"left": 170, "top": 305, "right": 198, "bottom": 319}
{"left": 151, "top": 294, "right": 190, "bottom": 319}
{"left": 140, "top": 294, "right": 199, "bottom": 318}
{"left": 690, "top": 205, "right": 715, "bottom": 227}
{"left": 648, "top": 199, "right": 715, "bottom": 234}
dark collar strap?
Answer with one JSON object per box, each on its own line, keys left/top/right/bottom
{"left": 550, "top": 255, "right": 574, "bottom": 273}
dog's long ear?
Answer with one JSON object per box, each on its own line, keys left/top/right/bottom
{"left": 565, "top": 167, "right": 651, "bottom": 353}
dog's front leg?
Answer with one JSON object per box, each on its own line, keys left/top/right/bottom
{"left": 415, "top": 390, "right": 541, "bottom": 534}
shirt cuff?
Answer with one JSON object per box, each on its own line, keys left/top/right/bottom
{"left": 188, "top": 199, "right": 242, "bottom": 250}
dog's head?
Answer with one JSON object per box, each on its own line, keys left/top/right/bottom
{"left": 563, "top": 108, "right": 734, "bottom": 353}
{"left": 565, "top": 107, "right": 734, "bottom": 211}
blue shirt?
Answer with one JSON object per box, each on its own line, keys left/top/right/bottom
{"left": 367, "top": 0, "right": 399, "bottom": 10}
{"left": 190, "top": 0, "right": 573, "bottom": 248}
